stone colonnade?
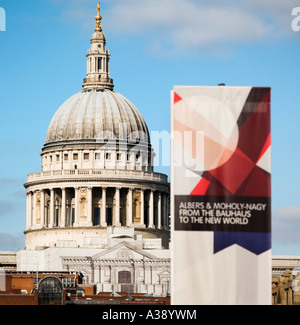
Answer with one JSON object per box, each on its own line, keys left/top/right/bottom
{"left": 26, "top": 185, "right": 169, "bottom": 231}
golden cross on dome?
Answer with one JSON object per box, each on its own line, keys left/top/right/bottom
{"left": 95, "top": 2, "right": 102, "bottom": 32}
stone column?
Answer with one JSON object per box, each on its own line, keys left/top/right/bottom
{"left": 79, "top": 150, "right": 83, "bottom": 169}
{"left": 157, "top": 192, "right": 162, "bottom": 229}
{"left": 60, "top": 152, "right": 63, "bottom": 170}
{"left": 98, "top": 265, "right": 101, "bottom": 283}
{"left": 140, "top": 189, "right": 145, "bottom": 227}
{"left": 87, "top": 187, "right": 93, "bottom": 226}
{"left": 148, "top": 190, "right": 154, "bottom": 228}
{"left": 101, "top": 151, "right": 105, "bottom": 169}
{"left": 74, "top": 187, "right": 79, "bottom": 226}
{"left": 40, "top": 190, "right": 45, "bottom": 228}
{"left": 91, "top": 150, "right": 95, "bottom": 170}
{"left": 61, "top": 188, "right": 66, "bottom": 227}
{"left": 32, "top": 191, "right": 37, "bottom": 228}
{"left": 87, "top": 57, "right": 90, "bottom": 75}
{"left": 115, "top": 187, "right": 121, "bottom": 227}
{"left": 162, "top": 192, "right": 166, "bottom": 230}
{"left": 127, "top": 188, "right": 133, "bottom": 226}
{"left": 49, "top": 188, "right": 55, "bottom": 228}
{"left": 164, "top": 193, "right": 169, "bottom": 230}
{"left": 101, "top": 187, "right": 107, "bottom": 227}
{"left": 26, "top": 192, "right": 32, "bottom": 230}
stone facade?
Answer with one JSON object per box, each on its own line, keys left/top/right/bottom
{"left": 62, "top": 241, "right": 170, "bottom": 295}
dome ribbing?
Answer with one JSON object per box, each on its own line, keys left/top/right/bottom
{"left": 45, "top": 89, "right": 150, "bottom": 147}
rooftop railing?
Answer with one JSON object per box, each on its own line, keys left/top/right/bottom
{"left": 26, "top": 168, "right": 168, "bottom": 184}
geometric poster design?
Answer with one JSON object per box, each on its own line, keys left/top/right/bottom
{"left": 171, "top": 86, "right": 271, "bottom": 305}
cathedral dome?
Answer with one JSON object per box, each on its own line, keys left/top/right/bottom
{"left": 44, "top": 2, "right": 150, "bottom": 149}
{"left": 44, "top": 89, "right": 150, "bottom": 146}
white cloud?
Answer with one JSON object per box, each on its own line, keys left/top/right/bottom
{"left": 0, "top": 233, "right": 25, "bottom": 251}
{"left": 272, "top": 206, "right": 300, "bottom": 244}
{"left": 52, "top": 0, "right": 300, "bottom": 55}
{"left": 104, "top": 0, "right": 299, "bottom": 55}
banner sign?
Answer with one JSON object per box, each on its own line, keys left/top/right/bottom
{"left": 171, "top": 86, "right": 271, "bottom": 305}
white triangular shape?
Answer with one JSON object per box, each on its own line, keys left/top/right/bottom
{"left": 257, "top": 145, "right": 271, "bottom": 173}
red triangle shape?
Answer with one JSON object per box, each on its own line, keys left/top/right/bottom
{"left": 257, "top": 132, "right": 271, "bottom": 162}
{"left": 190, "top": 177, "right": 210, "bottom": 195}
{"left": 173, "top": 92, "right": 183, "bottom": 104}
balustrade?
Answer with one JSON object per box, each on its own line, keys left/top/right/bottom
{"left": 27, "top": 168, "right": 168, "bottom": 183}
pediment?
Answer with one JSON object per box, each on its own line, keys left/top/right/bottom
{"left": 158, "top": 270, "right": 170, "bottom": 278}
{"left": 92, "top": 241, "right": 157, "bottom": 260}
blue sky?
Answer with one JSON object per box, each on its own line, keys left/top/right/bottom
{"left": 0, "top": 0, "right": 299, "bottom": 254}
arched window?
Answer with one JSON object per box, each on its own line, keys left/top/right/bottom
{"left": 38, "top": 276, "right": 63, "bottom": 305}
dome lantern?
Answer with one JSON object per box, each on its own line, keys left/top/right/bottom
{"left": 83, "top": 2, "right": 113, "bottom": 90}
